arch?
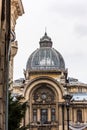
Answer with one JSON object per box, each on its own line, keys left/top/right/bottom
{"left": 24, "top": 76, "right": 65, "bottom": 101}
{"left": 31, "top": 83, "right": 56, "bottom": 103}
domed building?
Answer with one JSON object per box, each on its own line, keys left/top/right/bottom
{"left": 13, "top": 33, "right": 87, "bottom": 130}
{"left": 26, "top": 32, "right": 65, "bottom": 72}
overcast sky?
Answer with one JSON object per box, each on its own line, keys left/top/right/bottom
{"left": 14, "top": 0, "right": 87, "bottom": 83}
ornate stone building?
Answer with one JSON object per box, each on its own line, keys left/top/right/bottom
{"left": 13, "top": 32, "right": 87, "bottom": 130}
{"left": 0, "top": 0, "right": 24, "bottom": 129}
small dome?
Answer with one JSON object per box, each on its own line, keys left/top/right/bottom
{"left": 26, "top": 33, "right": 65, "bottom": 71}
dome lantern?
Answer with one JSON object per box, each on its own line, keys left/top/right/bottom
{"left": 39, "top": 32, "right": 52, "bottom": 48}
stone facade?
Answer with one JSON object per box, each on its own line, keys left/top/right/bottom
{"left": 0, "top": 0, "right": 24, "bottom": 129}
{"left": 12, "top": 33, "right": 87, "bottom": 130}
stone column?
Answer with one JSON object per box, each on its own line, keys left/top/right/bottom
{"left": 82, "top": 108, "right": 85, "bottom": 122}
{"left": 56, "top": 103, "right": 58, "bottom": 121}
{"left": 37, "top": 106, "right": 40, "bottom": 122}
{"left": 30, "top": 102, "right": 32, "bottom": 122}
{"left": 74, "top": 108, "right": 77, "bottom": 122}
{"left": 72, "top": 108, "right": 74, "bottom": 122}
{"left": 69, "top": 107, "right": 72, "bottom": 122}
{"left": 25, "top": 105, "right": 30, "bottom": 125}
{"left": 48, "top": 105, "right": 51, "bottom": 121}
{"left": 59, "top": 106, "right": 62, "bottom": 125}
{"left": 86, "top": 107, "right": 87, "bottom": 122}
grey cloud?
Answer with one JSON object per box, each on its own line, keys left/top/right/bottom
{"left": 64, "top": 52, "right": 86, "bottom": 60}
{"left": 49, "top": 0, "right": 87, "bottom": 18}
{"left": 74, "top": 24, "right": 87, "bottom": 36}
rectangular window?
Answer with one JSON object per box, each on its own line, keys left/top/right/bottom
{"left": 51, "top": 108, "right": 55, "bottom": 121}
{"left": 33, "top": 109, "right": 37, "bottom": 122}
{"left": 78, "top": 87, "right": 82, "bottom": 93}
{"left": 77, "top": 109, "right": 82, "bottom": 122}
{"left": 41, "top": 109, "right": 48, "bottom": 124}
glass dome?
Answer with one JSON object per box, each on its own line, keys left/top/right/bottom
{"left": 26, "top": 33, "right": 65, "bottom": 71}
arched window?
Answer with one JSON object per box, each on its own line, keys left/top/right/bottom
{"left": 41, "top": 109, "right": 48, "bottom": 124}
{"left": 77, "top": 109, "right": 82, "bottom": 122}
{"left": 33, "top": 84, "right": 55, "bottom": 103}
{"left": 32, "top": 84, "right": 56, "bottom": 124}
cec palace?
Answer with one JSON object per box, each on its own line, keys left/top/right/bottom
{"left": 0, "top": 0, "right": 87, "bottom": 130}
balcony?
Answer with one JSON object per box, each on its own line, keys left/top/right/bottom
{"left": 30, "top": 121, "right": 58, "bottom": 127}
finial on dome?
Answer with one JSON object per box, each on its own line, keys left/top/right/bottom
{"left": 45, "top": 27, "right": 47, "bottom": 36}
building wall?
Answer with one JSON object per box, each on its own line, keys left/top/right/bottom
{"left": 13, "top": 71, "right": 87, "bottom": 130}
{"left": 0, "top": 0, "right": 24, "bottom": 129}
{"left": 24, "top": 76, "right": 64, "bottom": 129}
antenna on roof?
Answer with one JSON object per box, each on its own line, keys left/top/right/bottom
{"left": 45, "top": 27, "right": 47, "bottom": 35}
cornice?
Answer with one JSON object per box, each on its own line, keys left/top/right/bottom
{"left": 11, "top": 0, "right": 24, "bottom": 16}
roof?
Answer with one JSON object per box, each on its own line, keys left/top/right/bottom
{"left": 72, "top": 93, "right": 87, "bottom": 101}
{"left": 68, "top": 77, "right": 87, "bottom": 87}
{"left": 26, "top": 33, "right": 65, "bottom": 72}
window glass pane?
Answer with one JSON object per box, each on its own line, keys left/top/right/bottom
{"left": 41, "top": 109, "right": 48, "bottom": 124}
{"left": 51, "top": 108, "right": 55, "bottom": 121}
{"left": 77, "top": 109, "right": 82, "bottom": 122}
{"left": 33, "top": 109, "right": 37, "bottom": 122}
